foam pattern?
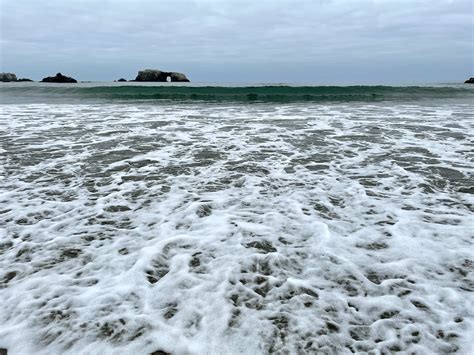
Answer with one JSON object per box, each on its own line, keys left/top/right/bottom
{"left": 0, "top": 102, "right": 473, "bottom": 354}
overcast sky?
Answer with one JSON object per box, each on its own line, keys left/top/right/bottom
{"left": 0, "top": 0, "right": 472, "bottom": 83}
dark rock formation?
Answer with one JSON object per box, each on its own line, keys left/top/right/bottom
{"left": 0, "top": 348, "right": 7, "bottom": 355}
{"left": 41, "top": 72, "right": 77, "bottom": 83}
{"left": 151, "top": 351, "right": 170, "bottom": 355}
{"left": 169, "top": 72, "right": 189, "bottom": 82}
{"left": 135, "top": 69, "right": 190, "bottom": 82}
{"left": 117, "top": 78, "right": 127, "bottom": 82}
{"left": 464, "top": 77, "right": 474, "bottom": 84}
{"left": 0, "top": 73, "right": 33, "bottom": 82}
{"left": 0, "top": 73, "right": 17, "bottom": 82}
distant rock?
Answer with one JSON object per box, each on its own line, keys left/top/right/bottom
{"left": 169, "top": 72, "right": 189, "bottom": 82}
{"left": 117, "top": 78, "right": 127, "bottom": 82}
{"left": 0, "top": 348, "right": 7, "bottom": 355}
{"left": 41, "top": 72, "right": 77, "bottom": 83}
{"left": 465, "top": 77, "right": 474, "bottom": 84}
{"left": 135, "top": 69, "right": 190, "bottom": 82}
{"left": 0, "top": 73, "right": 17, "bottom": 82}
{"left": 0, "top": 73, "right": 33, "bottom": 82}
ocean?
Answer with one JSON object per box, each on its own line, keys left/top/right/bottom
{"left": 0, "top": 82, "right": 473, "bottom": 354}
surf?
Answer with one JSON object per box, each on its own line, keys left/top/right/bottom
{"left": 1, "top": 84, "right": 472, "bottom": 103}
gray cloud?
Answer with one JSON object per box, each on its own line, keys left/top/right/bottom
{"left": 0, "top": 0, "right": 472, "bottom": 83}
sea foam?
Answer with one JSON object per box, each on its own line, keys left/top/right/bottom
{"left": 0, "top": 101, "right": 473, "bottom": 354}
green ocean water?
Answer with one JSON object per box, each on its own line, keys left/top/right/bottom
{"left": 1, "top": 82, "right": 473, "bottom": 103}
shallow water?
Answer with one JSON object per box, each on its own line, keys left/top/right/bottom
{"left": 0, "top": 100, "right": 473, "bottom": 354}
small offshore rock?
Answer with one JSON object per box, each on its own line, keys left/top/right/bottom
{"left": 41, "top": 72, "right": 77, "bottom": 83}
{"left": 117, "top": 78, "right": 127, "bottom": 82}
{"left": 0, "top": 73, "right": 17, "bottom": 82}
{"left": 17, "top": 78, "right": 33, "bottom": 82}
{"left": 465, "top": 77, "right": 474, "bottom": 84}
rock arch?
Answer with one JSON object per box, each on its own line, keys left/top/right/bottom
{"left": 135, "top": 69, "right": 190, "bottom": 82}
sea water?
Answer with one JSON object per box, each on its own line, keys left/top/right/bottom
{"left": 0, "top": 83, "right": 473, "bottom": 354}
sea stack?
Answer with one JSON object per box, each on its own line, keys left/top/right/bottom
{"left": 135, "top": 69, "right": 190, "bottom": 82}
{"left": 464, "top": 77, "right": 474, "bottom": 84}
{"left": 41, "top": 73, "right": 77, "bottom": 83}
{"left": 0, "top": 73, "right": 18, "bottom": 82}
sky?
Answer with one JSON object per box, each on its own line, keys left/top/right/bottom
{"left": 0, "top": 0, "right": 472, "bottom": 83}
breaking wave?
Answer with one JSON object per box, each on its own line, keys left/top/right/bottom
{"left": 1, "top": 84, "right": 473, "bottom": 103}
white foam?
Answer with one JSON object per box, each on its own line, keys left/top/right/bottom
{"left": 0, "top": 102, "right": 473, "bottom": 354}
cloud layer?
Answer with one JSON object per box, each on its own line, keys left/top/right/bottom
{"left": 1, "top": 0, "right": 472, "bottom": 82}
